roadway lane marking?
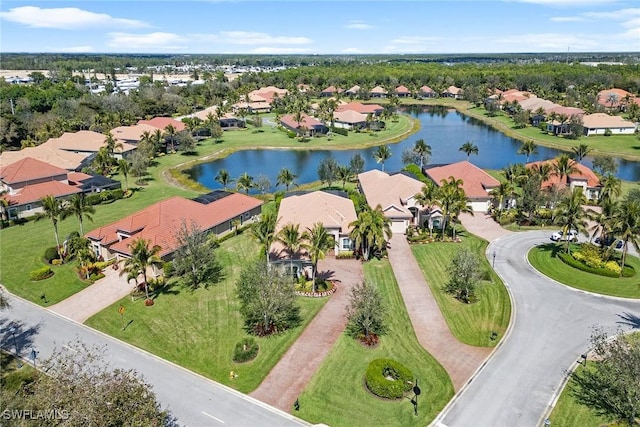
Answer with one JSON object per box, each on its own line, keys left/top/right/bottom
{"left": 201, "top": 411, "right": 225, "bottom": 423}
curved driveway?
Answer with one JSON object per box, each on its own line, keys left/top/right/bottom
{"left": 435, "top": 231, "right": 640, "bottom": 427}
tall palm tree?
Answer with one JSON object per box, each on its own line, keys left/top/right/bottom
{"left": 598, "top": 174, "right": 622, "bottom": 205}
{"left": 459, "top": 141, "right": 479, "bottom": 160}
{"left": 336, "top": 165, "right": 353, "bottom": 190}
{"left": 303, "top": 222, "right": 335, "bottom": 293}
{"left": 276, "top": 168, "right": 298, "bottom": 191}
{"left": 121, "top": 238, "right": 163, "bottom": 301}
{"left": 215, "top": 169, "right": 234, "bottom": 190}
{"left": 553, "top": 154, "right": 579, "bottom": 187}
{"left": 104, "top": 132, "right": 123, "bottom": 156}
{"left": 164, "top": 124, "right": 177, "bottom": 152}
{"left": 349, "top": 205, "right": 392, "bottom": 261}
{"left": 236, "top": 172, "right": 255, "bottom": 194}
{"left": 117, "top": 159, "right": 131, "bottom": 190}
{"left": 553, "top": 188, "right": 588, "bottom": 253}
{"left": 517, "top": 140, "right": 538, "bottom": 163}
{"left": 276, "top": 223, "right": 304, "bottom": 277}
{"left": 251, "top": 211, "right": 278, "bottom": 268}
{"left": 530, "top": 162, "right": 553, "bottom": 183}
{"left": 414, "top": 180, "right": 440, "bottom": 236}
{"left": 449, "top": 191, "right": 474, "bottom": 239}
{"left": 373, "top": 145, "right": 392, "bottom": 172}
{"left": 93, "top": 147, "right": 114, "bottom": 176}
{"left": 588, "top": 198, "right": 615, "bottom": 246}
{"left": 63, "top": 194, "right": 95, "bottom": 235}
{"left": 34, "top": 195, "right": 65, "bottom": 256}
{"left": 436, "top": 176, "right": 466, "bottom": 239}
{"left": 490, "top": 181, "right": 515, "bottom": 214}
{"left": 571, "top": 144, "right": 592, "bottom": 163}
{"left": 502, "top": 163, "right": 529, "bottom": 186}
{"left": 610, "top": 198, "right": 640, "bottom": 275}
{"left": 413, "top": 139, "right": 432, "bottom": 170}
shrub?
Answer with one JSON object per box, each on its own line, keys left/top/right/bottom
{"left": 109, "top": 189, "right": 124, "bottom": 200}
{"left": 604, "top": 261, "right": 622, "bottom": 275}
{"left": 365, "top": 359, "right": 414, "bottom": 399}
{"left": 89, "top": 272, "right": 105, "bottom": 281}
{"left": 51, "top": 259, "right": 63, "bottom": 266}
{"left": 30, "top": 266, "right": 53, "bottom": 281}
{"left": 232, "top": 337, "right": 259, "bottom": 363}
{"left": 329, "top": 126, "right": 348, "bottom": 136}
{"left": 558, "top": 252, "right": 634, "bottom": 278}
{"left": 44, "top": 247, "right": 59, "bottom": 262}
{"left": 604, "top": 128, "right": 612, "bottom": 136}
{"left": 337, "top": 251, "right": 354, "bottom": 259}
{"left": 163, "top": 261, "right": 174, "bottom": 277}
{"left": 286, "top": 130, "right": 296, "bottom": 139}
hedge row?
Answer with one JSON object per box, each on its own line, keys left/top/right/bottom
{"left": 365, "top": 358, "right": 414, "bottom": 399}
{"left": 30, "top": 266, "right": 53, "bottom": 281}
{"left": 558, "top": 252, "right": 634, "bottom": 278}
{"left": 330, "top": 126, "right": 348, "bottom": 136}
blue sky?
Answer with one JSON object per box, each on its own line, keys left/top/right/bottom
{"left": 1, "top": 1, "right": 638, "bottom": 54}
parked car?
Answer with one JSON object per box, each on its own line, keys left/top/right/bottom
{"left": 594, "top": 236, "right": 623, "bottom": 249}
{"left": 550, "top": 229, "right": 578, "bottom": 242}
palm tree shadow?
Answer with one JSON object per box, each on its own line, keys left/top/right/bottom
{"left": 317, "top": 269, "right": 336, "bottom": 281}
{"left": 536, "top": 243, "right": 563, "bottom": 257}
{"left": 150, "top": 281, "right": 181, "bottom": 299}
{"left": 616, "top": 312, "right": 640, "bottom": 329}
{"left": 1, "top": 319, "right": 42, "bottom": 357}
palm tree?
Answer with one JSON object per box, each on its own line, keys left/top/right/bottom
{"left": 349, "top": 205, "right": 392, "bottom": 261}
{"left": 553, "top": 154, "right": 579, "bottom": 187}
{"left": 530, "top": 162, "right": 553, "bottom": 183}
{"left": 215, "top": 169, "right": 234, "bottom": 190}
{"left": 414, "top": 180, "right": 440, "bottom": 236}
{"left": 117, "top": 159, "right": 131, "bottom": 190}
{"left": 63, "top": 194, "right": 95, "bottom": 235}
{"left": 236, "top": 172, "right": 254, "bottom": 194}
{"left": 276, "top": 223, "right": 304, "bottom": 277}
{"left": 93, "top": 147, "right": 113, "bottom": 176}
{"left": 373, "top": 145, "right": 392, "bottom": 172}
{"left": 553, "top": 188, "right": 588, "bottom": 253}
{"left": 251, "top": 211, "right": 278, "bottom": 268}
{"left": 571, "top": 144, "right": 592, "bottom": 163}
{"left": 104, "top": 132, "right": 123, "bottom": 156}
{"left": 413, "top": 139, "right": 432, "bottom": 170}
{"left": 449, "top": 191, "right": 473, "bottom": 239}
{"left": 302, "top": 222, "right": 335, "bottom": 293}
{"left": 502, "top": 163, "right": 529, "bottom": 186}
{"left": 610, "top": 198, "right": 640, "bottom": 275}
{"left": 436, "top": 176, "right": 466, "bottom": 239}
{"left": 459, "top": 141, "right": 479, "bottom": 160}
{"left": 490, "top": 181, "right": 515, "bottom": 214}
{"left": 34, "top": 195, "right": 65, "bottom": 257}
{"left": 164, "top": 124, "right": 177, "bottom": 152}
{"left": 599, "top": 174, "right": 622, "bottom": 205}
{"left": 121, "top": 238, "right": 163, "bottom": 301}
{"left": 336, "top": 165, "right": 353, "bottom": 190}
{"left": 517, "top": 140, "right": 538, "bottom": 163}
{"left": 276, "top": 168, "right": 298, "bottom": 191}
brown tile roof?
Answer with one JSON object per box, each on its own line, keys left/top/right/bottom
{"left": 547, "top": 106, "right": 584, "bottom": 116}
{"left": 424, "top": 161, "right": 499, "bottom": 199}
{"left": 582, "top": 113, "right": 636, "bottom": 129}
{"left": 333, "top": 110, "right": 367, "bottom": 124}
{"left": 86, "top": 194, "right": 263, "bottom": 258}
{"left": 0, "top": 144, "right": 87, "bottom": 171}
{"left": 44, "top": 130, "right": 136, "bottom": 154}
{"left": 444, "top": 86, "right": 462, "bottom": 95}
{"left": 597, "top": 88, "right": 634, "bottom": 107}
{"left": 280, "top": 113, "right": 323, "bottom": 129}
{"left": 395, "top": 85, "right": 411, "bottom": 94}
{"left": 336, "top": 101, "right": 384, "bottom": 115}
{"left": 321, "top": 86, "right": 343, "bottom": 94}
{"left": 419, "top": 85, "right": 435, "bottom": 93}
{"left": 138, "top": 117, "right": 186, "bottom": 132}
{"left": 3, "top": 181, "right": 81, "bottom": 206}
{"left": 518, "top": 97, "right": 557, "bottom": 112}
{"left": 276, "top": 191, "right": 357, "bottom": 236}
{"left": 110, "top": 123, "right": 160, "bottom": 143}
{"left": 358, "top": 169, "right": 424, "bottom": 219}
{"left": 0, "top": 157, "right": 68, "bottom": 184}
{"left": 526, "top": 160, "right": 600, "bottom": 188}
{"left": 346, "top": 85, "right": 361, "bottom": 94}
{"left": 370, "top": 86, "right": 387, "bottom": 94}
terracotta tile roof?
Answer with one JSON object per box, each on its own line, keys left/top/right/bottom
{"left": 0, "top": 144, "right": 87, "bottom": 171}
{"left": 333, "top": 110, "right": 367, "bottom": 124}
{"left": 0, "top": 157, "right": 68, "bottom": 184}
{"left": 67, "top": 171, "right": 93, "bottom": 184}
{"left": 597, "top": 88, "right": 634, "bottom": 107}
{"left": 44, "top": 130, "right": 136, "bottom": 154}
{"left": 280, "top": 113, "right": 323, "bottom": 129}
{"left": 547, "top": 106, "right": 584, "bottom": 116}
{"left": 526, "top": 160, "right": 600, "bottom": 189}
{"left": 276, "top": 191, "right": 357, "bottom": 235}
{"left": 138, "top": 117, "right": 186, "bottom": 132}
{"left": 358, "top": 169, "right": 424, "bottom": 219}
{"left": 321, "top": 86, "right": 343, "bottom": 94}
{"left": 87, "top": 194, "right": 263, "bottom": 258}
{"left": 444, "top": 86, "right": 462, "bottom": 95}
{"left": 419, "top": 85, "right": 435, "bottom": 93}
{"left": 346, "top": 85, "right": 361, "bottom": 94}
{"left": 110, "top": 123, "right": 159, "bottom": 142}
{"left": 336, "top": 101, "right": 383, "bottom": 115}
{"left": 3, "top": 181, "right": 81, "bottom": 206}
{"left": 395, "top": 85, "right": 411, "bottom": 94}
{"left": 501, "top": 89, "right": 532, "bottom": 103}
{"left": 370, "top": 86, "right": 387, "bottom": 94}
{"left": 424, "top": 161, "right": 499, "bottom": 199}
{"left": 518, "top": 97, "right": 557, "bottom": 112}
{"left": 582, "top": 113, "right": 636, "bottom": 129}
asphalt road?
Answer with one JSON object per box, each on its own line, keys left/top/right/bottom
{"left": 0, "top": 295, "right": 309, "bottom": 427}
{"left": 435, "top": 231, "right": 640, "bottom": 427}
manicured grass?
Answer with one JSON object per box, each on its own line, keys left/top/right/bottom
{"left": 85, "top": 233, "right": 327, "bottom": 393}
{"left": 528, "top": 243, "right": 640, "bottom": 298}
{"left": 411, "top": 232, "right": 511, "bottom": 347}
{"left": 1, "top": 350, "right": 38, "bottom": 391}
{"left": 295, "top": 259, "right": 454, "bottom": 426}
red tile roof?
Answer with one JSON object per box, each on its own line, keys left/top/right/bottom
{"left": 86, "top": 194, "right": 263, "bottom": 258}
{"left": 280, "top": 113, "right": 323, "bottom": 129}
{"left": 395, "top": 85, "right": 411, "bottom": 94}
{"left": 597, "top": 88, "right": 634, "bottom": 107}
{"left": 138, "top": 117, "right": 186, "bottom": 132}
{"left": 0, "top": 157, "right": 68, "bottom": 184}
{"left": 3, "top": 181, "right": 81, "bottom": 206}
{"left": 419, "top": 85, "right": 435, "bottom": 93}
{"left": 526, "top": 160, "right": 600, "bottom": 189}
{"left": 336, "top": 102, "right": 384, "bottom": 115}
{"left": 425, "top": 161, "right": 499, "bottom": 199}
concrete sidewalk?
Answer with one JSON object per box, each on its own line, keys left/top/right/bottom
{"left": 387, "top": 234, "right": 491, "bottom": 391}
{"left": 250, "top": 257, "right": 363, "bottom": 412}
{"left": 48, "top": 266, "right": 133, "bottom": 323}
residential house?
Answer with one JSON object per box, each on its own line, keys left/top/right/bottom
{"left": 44, "top": 130, "right": 137, "bottom": 160}
{"left": 582, "top": 113, "right": 637, "bottom": 136}
{"left": 332, "top": 110, "right": 368, "bottom": 130}
{"left": 280, "top": 113, "right": 328, "bottom": 136}
{"left": 357, "top": 169, "right": 430, "bottom": 234}
{"left": 336, "top": 101, "right": 384, "bottom": 117}
{"left": 370, "top": 86, "right": 388, "bottom": 98}
{"left": 424, "top": 161, "right": 500, "bottom": 212}
{"left": 395, "top": 85, "right": 411, "bottom": 97}
{"left": 270, "top": 190, "right": 357, "bottom": 277}
{"left": 442, "top": 86, "right": 463, "bottom": 99}
{"left": 418, "top": 85, "right": 437, "bottom": 98}
{"left": 192, "top": 107, "right": 244, "bottom": 129}
{"left": 526, "top": 160, "right": 601, "bottom": 200}
{"left": 597, "top": 88, "right": 634, "bottom": 110}
{"left": 345, "top": 85, "right": 361, "bottom": 98}
{"left": 0, "top": 143, "right": 90, "bottom": 171}
{"left": 86, "top": 192, "right": 263, "bottom": 261}
{"left": 320, "top": 86, "right": 343, "bottom": 97}
{"left": 110, "top": 123, "right": 160, "bottom": 144}
{"left": 138, "top": 117, "right": 187, "bottom": 132}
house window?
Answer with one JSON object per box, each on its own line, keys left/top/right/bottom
{"left": 341, "top": 238, "right": 352, "bottom": 250}
{"left": 26, "top": 204, "right": 31, "bottom": 211}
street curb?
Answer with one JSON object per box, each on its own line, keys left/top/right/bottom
{"left": 0, "top": 286, "right": 311, "bottom": 426}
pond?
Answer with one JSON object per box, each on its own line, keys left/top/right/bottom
{"left": 187, "top": 106, "right": 640, "bottom": 193}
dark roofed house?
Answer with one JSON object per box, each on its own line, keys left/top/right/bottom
{"left": 280, "top": 113, "right": 328, "bottom": 136}
{"left": 321, "top": 86, "right": 342, "bottom": 97}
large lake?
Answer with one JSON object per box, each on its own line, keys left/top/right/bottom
{"left": 187, "top": 106, "right": 640, "bottom": 193}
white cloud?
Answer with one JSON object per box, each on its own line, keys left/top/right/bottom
{"left": 0, "top": 6, "right": 147, "bottom": 29}
{"left": 345, "top": 20, "right": 374, "bottom": 30}
{"left": 220, "top": 31, "right": 312, "bottom": 45}
{"left": 247, "top": 47, "right": 314, "bottom": 54}
{"left": 107, "top": 32, "right": 187, "bottom": 50}
{"left": 550, "top": 16, "right": 585, "bottom": 22}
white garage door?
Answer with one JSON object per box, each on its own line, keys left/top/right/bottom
{"left": 391, "top": 220, "right": 406, "bottom": 234}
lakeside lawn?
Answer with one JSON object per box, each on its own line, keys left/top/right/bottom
{"left": 295, "top": 259, "right": 454, "bottom": 427}
{"left": 85, "top": 232, "right": 327, "bottom": 393}
{"left": 528, "top": 243, "right": 640, "bottom": 299}
{"left": 411, "top": 232, "right": 511, "bottom": 347}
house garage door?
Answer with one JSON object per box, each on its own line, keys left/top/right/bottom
{"left": 390, "top": 220, "right": 406, "bottom": 234}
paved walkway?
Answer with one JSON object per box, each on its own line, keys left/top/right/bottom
{"left": 459, "top": 212, "right": 512, "bottom": 243}
{"left": 250, "top": 257, "right": 363, "bottom": 412}
{"left": 48, "top": 265, "right": 133, "bottom": 323}
{"left": 387, "top": 234, "right": 491, "bottom": 391}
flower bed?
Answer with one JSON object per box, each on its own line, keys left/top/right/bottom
{"left": 294, "top": 281, "right": 337, "bottom": 298}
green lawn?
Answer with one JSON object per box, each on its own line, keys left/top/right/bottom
{"left": 528, "top": 243, "right": 640, "bottom": 298}
{"left": 411, "top": 233, "right": 511, "bottom": 347}
{"left": 85, "top": 233, "right": 327, "bottom": 393}
{"left": 295, "top": 259, "right": 454, "bottom": 426}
